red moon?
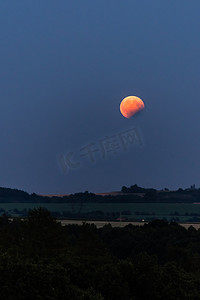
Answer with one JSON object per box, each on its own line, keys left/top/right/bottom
{"left": 120, "top": 96, "right": 145, "bottom": 118}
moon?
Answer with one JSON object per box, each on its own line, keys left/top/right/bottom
{"left": 120, "top": 96, "right": 145, "bottom": 118}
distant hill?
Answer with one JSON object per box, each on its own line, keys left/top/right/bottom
{"left": 0, "top": 185, "right": 199, "bottom": 203}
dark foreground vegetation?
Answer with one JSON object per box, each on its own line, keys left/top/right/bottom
{"left": 1, "top": 208, "right": 200, "bottom": 299}
{"left": 0, "top": 184, "right": 200, "bottom": 203}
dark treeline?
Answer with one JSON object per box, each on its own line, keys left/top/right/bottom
{"left": 0, "top": 185, "right": 200, "bottom": 203}
{"left": 1, "top": 208, "right": 200, "bottom": 299}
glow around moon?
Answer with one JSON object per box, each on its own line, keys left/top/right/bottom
{"left": 120, "top": 96, "right": 145, "bottom": 118}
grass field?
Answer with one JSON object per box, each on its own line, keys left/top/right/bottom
{"left": 1, "top": 202, "right": 200, "bottom": 222}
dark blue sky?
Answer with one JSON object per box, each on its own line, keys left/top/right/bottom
{"left": 1, "top": 1, "right": 200, "bottom": 194}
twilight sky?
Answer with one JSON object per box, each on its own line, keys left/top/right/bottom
{"left": 1, "top": 0, "right": 200, "bottom": 194}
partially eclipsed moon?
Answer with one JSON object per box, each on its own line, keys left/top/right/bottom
{"left": 120, "top": 96, "right": 145, "bottom": 118}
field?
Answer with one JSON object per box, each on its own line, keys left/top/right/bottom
{"left": 1, "top": 202, "right": 200, "bottom": 222}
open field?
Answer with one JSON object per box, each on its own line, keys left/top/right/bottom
{"left": 58, "top": 219, "right": 200, "bottom": 230}
{"left": 1, "top": 202, "right": 200, "bottom": 222}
